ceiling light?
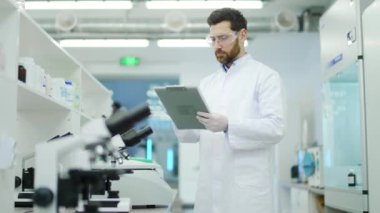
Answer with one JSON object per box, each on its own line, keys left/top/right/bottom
{"left": 25, "top": 1, "right": 133, "bottom": 10}
{"left": 59, "top": 39, "right": 149, "bottom": 47}
{"left": 157, "top": 39, "right": 209, "bottom": 48}
{"left": 146, "top": 1, "right": 263, "bottom": 9}
{"left": 157, "top": 39, "right": 249, "bottom": 48}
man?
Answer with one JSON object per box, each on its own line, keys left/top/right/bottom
{"left": 175, "top": 8, "right": 285, "bottom": 213}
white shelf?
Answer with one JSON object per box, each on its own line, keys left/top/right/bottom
{"left": 17, "top": 81, "right": 71, "bottom": 111}
{"left": 81, "top": 66, "right": 111, "bottom": 95}
{"left": 0, "top": 1, "right": 19, "bottom": 80}
{"left": 80, "top": 110, "right": 92, "bottom": 126}
{"left": 19, "top": 11, "right": 80, "bottom": 79}
{"left": 81, "top": 68, "right": 112, "bottom": 118}
{"left": 290, "top": 183, "right": 325, "bottom": 195}
{"left": 1, "top": 6, "right": 112, "bottom": 212}
{"left": 0, "top": 0, "right": 17, "bottom": 10}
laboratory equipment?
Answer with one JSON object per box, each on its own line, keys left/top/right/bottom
{"left": 32, "top": 103, "right": 151, "bottom": 213}
{"left": 320, "top": 0, "right": 373, "bottom": 211}
{"left": 92, "top": 127, "right": 176, "bottom": 209}
{"left": 302, "top": 146, "right": 323, "bottom": 188}
{"left": 98, "top": 160, "right": 176, "bottom": 208}
{"left": 362, "top": 0, "right": 380, "bottom": 211}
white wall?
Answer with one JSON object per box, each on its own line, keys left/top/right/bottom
{"left": 249, "top": 33, "right": 322, "bottom": 183}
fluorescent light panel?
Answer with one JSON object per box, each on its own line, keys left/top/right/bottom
{"left": 60, "top": 39, "right": 149, "bottom": 47}
{"left": 157, "top": 39, "right": 248, "bottom": 48}
{"left": 25, "top": 1, "right": 133, "bottom": 10}
{"left": 146, "top": 0, "right": 263, "bottom": 9}
{"left": 157, "top": 39, "right": 209, "bottom": 47}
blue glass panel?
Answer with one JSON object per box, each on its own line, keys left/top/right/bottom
{"left": 323, "top": 62, "right": 363, "bottom": 189}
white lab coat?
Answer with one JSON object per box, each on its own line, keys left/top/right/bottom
{"left": 176, "top": 54, "right": 285, "bottom": 213}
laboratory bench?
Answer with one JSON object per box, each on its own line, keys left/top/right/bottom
{"left": 14, "top": 207, "right": 170, "bottom": 213}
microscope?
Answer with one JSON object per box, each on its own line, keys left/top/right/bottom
{"left": 91, "top": 127, "right": 177, "bottom": 209}
{"left": 32, "top": 103, "right": 151, "bottom": 213}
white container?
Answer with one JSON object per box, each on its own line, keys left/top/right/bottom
{"left": 65, "top": 81, "right": 74, "bottom": 107}
{"left": 73, "top": 83, "right": 81, "bottom": 110}
{"left": 51, "top": 78, "right": 65, "bottom": 103}
{"left": 19, "top": 57, "right": 36, "bottom": 87}
{"left": 34, "top": 65, "right": 45, "bottom": 94}
{"left": 45, "top": 74, "right": 52, "bottom": 97}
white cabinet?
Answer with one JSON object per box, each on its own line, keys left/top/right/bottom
{"left": 0, "top": 2, "right": 112, "bottom": 212}
{"left": 179, "top": 143, "right": 199, "bottom": 204}
{"left": 291, "top": 185, "right": 325, "bottom": 213}
{"left": 291, "top": 187, "right": 310, "bottom": 213}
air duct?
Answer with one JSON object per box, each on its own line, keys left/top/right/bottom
{"left": 36, "top": 17, "right": 275, "bottom": 40}
{"left": 299, "top": 6, "right": 325, "bottom": 32}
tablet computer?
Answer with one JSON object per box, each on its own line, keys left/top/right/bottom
{"left": 155, "top": 86, "right": 209, "bottom": 129}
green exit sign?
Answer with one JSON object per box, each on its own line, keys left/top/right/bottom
{"left": 120, "top": 57, "right": 140, "bottom": 66}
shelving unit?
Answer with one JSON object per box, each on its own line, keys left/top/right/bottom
{"left": 0, "top": 0, "right": 19, "bottom": 80}
{"left": 81, "top": 68, "right": 113, "bottom": 118}
{"left": 0, "top": 1, "right": 20, "bottom": 213}
{"left": 17, "top": 81, "right": 71, "bottom": 111}
{"left": 19, "top": 11, "right": 80, "bottom": 81}
{"left": 79, "top": 110, "right": 92, "bottom": 126}
{"left": 0, "top": 0, "right": 16, "bottom": 9}
{"left": 0, "top": 3, "right": 112, "bottom": 212}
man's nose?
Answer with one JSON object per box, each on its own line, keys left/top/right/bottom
{"left": 213, "top": 41, "right": 222, "bottom": 49}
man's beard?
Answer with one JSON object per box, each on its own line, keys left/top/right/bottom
{"left": 214, "top": 39, "right": 240, "bottom": 65}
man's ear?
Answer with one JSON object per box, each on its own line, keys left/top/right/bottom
{"left": 240, "top": 29, "right": 248, "bottom": 40}
{"left": 238, "top": 29, "right": 248, "bottom": 46}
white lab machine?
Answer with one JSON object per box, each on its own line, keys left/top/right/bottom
{"left": 362, "top": 0, "right": 380, "bottom": 212}
{"left": 320, "top": 0, "right": 373, "bottom": 212}
{"left": 303, "top": 146, "right": 324, "bottom": 188}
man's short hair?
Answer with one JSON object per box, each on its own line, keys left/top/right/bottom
{"left": 207, "top": 8, "right": 247, "bottom": 31}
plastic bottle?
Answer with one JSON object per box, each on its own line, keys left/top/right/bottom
{"left": 348, "top": 169, "right": 356, "bottom": 187}
{"left": 18, "top": 65, "right": 26, "bottom": 83}
{"left": 51, "top": 78, "right": 65, "bottom": 103}
{"left": 65, "top": 81, "right": 74, "bottom": 107}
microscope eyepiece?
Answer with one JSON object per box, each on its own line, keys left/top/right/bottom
{"left": 105, "top": 103, "right": 151, "bottom": 136}
{"left": 121, "top": 126, "right": 153, "bottom": 147}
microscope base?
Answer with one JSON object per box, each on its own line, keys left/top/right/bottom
{"left": 112, "top": 170, "right": 176, "bottom": 207}
{"left": 76, "top": 198, "right": 131, "bottom": 213}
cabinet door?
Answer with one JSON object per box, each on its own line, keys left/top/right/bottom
{"left": 291, "top": 187, "right": 309, "bottom": 213}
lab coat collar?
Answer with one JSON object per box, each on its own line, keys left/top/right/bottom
{"left": 220, "top": 53, "right": 250, "bottom": 73}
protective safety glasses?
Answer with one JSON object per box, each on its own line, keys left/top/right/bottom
{"left": 205, "top": 31, "right": 238, "bottom": 47}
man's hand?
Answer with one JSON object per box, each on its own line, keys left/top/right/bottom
{"left": 196, "top": 112, "right": 228, "bottom": 132}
